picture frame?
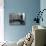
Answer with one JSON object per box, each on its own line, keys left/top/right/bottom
{"left": 9, "top": 12, "right": 25, "bottom": 25}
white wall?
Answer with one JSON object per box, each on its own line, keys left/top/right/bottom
{"left": 0, "top": 0, "right": 4, "bottom": 42}
{"left": 40, "top": 0, "right": 46, "bottom": 27}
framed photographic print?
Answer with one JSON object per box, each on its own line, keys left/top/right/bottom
{"left": 9, "top": 12, "right": 25, "bottom": 25}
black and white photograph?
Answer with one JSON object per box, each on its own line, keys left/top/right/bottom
{"left": 9, "top": 13, "right": 25, "bottom": 25}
